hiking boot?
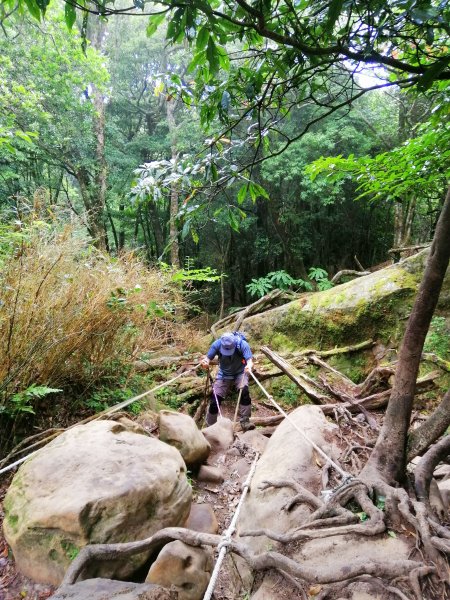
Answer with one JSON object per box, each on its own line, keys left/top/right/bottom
{"left": 240, "top": 417, "right": 255, "bottom": 432}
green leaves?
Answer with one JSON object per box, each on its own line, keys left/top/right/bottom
{"left": 417, "top": 57, "right": 450, "bottom": 91}
{"left": 23, "top": 0, "right": 42, "bottom": 21}
{"left": 146, "top": 12, "right": 166, "bottom": 37}
{"left": 196, "top": 26, "right": 209, "bottom": 51}
{"left": 325, "top": 0, "right": 345, "bottom": 33}
{"left": 206, "top": 37, "right": 219, "bottom": 73}
{"left": 65, "top": 2, "right": 77, "bottom": 29}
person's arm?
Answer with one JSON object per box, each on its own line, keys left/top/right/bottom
{"left": 241, "top": 341, "right": 253, "bottom": 373}
{"left": 201, "top": 341, "right": 219, "bottom": 368}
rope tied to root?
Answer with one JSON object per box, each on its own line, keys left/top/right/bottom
{"left": 203, "top": 452, "right": 259, "bottom": 600}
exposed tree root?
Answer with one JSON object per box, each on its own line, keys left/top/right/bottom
{"left": 60, "top": 526, "right": 426, "bottom": 590}
{"left": 414, "top": 435, "right": 450, "bottom": 517}
{"left": 259, "top": 479, "right": 323, "bottom": 510}
{"left": 242, "top": 472, "right": 450, "bottom": 597}
{"left": 315, "top": 575, "right": 412, "bottom": 600}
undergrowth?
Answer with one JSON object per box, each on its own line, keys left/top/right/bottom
{"left": 0, "top": 225, "right": 198, "bottom": 451}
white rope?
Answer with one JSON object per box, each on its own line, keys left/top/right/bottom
{"left": 203, "top": 452, "right": 259, "bottom": 600}
{"left": 210, "top": 377, "right": 223, "bottom": 418}
{"left": 249, "top": 371, "right": 350, "bottom": 481}
{"left": 0, "top": 364, "right": 201, "bottom": 476}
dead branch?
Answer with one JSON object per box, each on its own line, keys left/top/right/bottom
{"left": 60, "top": 525, "right": 425, "bottom": 589}
{"left": 388, "top": 243, "right": 431, "bottom": 255}
{"left": 292, "top": 339, "right": 374, "bottom": 358}
{"left": 407, "top": 390, "right": 450, "bottom": 461}
{"left": 210, "top": 289, "right": 299, "bottom": 338}
{"left": 307, "top": 354, "right": 356, "bottom": 389}
{"left": 331, "top": 269, "right": 370, "bottom": 284}
{"left": 355, "top": 366, "right": 394, "bottom": 398}
{"left": 260, "top": 347, "right": 331, "bottom": 404}
{"left": 250, "top": 415, "right": 284, "bottom": 426}
{"left": 320, "top": 371, "right": 438, "bottom": 416}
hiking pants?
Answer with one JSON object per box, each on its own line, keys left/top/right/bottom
{"left": 206, "top": 372, "right": 251, "bottom": 426}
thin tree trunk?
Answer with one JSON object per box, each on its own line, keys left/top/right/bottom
{"left": 166, "top": 98, "right": 180, "bottom": 267}
{"left": 86, "top": 17, "right": 108, "bottom": 252}
{"left": 363, "top": 185, "right": 450, "bottom": 485}
{"left": 118, "top": 203, "right": 125, "bottom": 251}
{"left": 407, "top": 389, "right": 450, "bottom": 461}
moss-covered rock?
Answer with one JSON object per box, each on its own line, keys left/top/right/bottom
{"left": 242, "top": 250, "right": 450, "bottom": 351}
{"left": 3, "top": 419, "right": 192, "bottom": 586}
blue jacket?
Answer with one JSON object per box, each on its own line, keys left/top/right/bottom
{"left": 206, "top": 338, "right": 253, "bottom": 379}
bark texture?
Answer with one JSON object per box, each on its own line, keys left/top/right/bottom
{"left": 363, "top": 185, "right": 450, "bottom": 484}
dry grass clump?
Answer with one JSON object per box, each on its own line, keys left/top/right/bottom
{"left": 0, "top": 227, "right": 195, "bottom": 409}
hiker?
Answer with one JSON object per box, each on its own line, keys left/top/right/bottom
{"left": 201, "top": 332, "right": 255, "bottom": 431}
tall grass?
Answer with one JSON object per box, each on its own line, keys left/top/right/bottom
{"left": 0, "top": 226, "right": 195, "bottom": 417}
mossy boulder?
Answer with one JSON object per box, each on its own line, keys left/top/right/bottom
{"left": 242, "top": 250, "right": 450, "bottom": 351}
{"left": 3, "top": 419, "right": 192, "bottom": 586}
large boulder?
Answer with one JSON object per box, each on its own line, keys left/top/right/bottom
{"left": 3, "top": 419, "right": 192, "bottom": 586}
{"left": 202, "top": 418, "right": 234, "bottom": 456}
{"left": 238, "top": 405, "right": 339, "bottom": 553}
{"left": 234, "top": 406, "right": 412, "bottom": 599}
{"left": 239, "top": 249, "right": 450, "bottom": 350}
{"left": 158, "top": 410, "right": 210, "bottom": 466}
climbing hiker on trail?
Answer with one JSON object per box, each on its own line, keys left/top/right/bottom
{"left": 201, "top": 332, "right": 255, "bottom": 432}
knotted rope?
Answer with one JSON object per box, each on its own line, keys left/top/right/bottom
{"left": 203, "top": 452, "right": 259, "bottom": 600}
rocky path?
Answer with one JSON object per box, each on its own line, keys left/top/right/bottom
{"left": 0, "top": 397, "right": 278, "bottom": 600}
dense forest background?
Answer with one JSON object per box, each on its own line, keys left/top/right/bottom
{"left": 0, "top": 0, "right": 449, "bottom": 440}
{"left": 1, "top": 3, "right": 446, "bottom": 312}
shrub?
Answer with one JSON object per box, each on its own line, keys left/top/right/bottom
{"left": 0, "top": 226, "right": 194, "bottom": 417}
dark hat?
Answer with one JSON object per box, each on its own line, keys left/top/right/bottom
{"left": 220, "top": 332, "right": 236, "bottom": 356}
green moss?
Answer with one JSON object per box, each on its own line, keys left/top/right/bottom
{"left": 5, "top": 512, "right": 19, "bottom": 533}
{"left": 61, "top": 539, "right": 80, "bottom": 561}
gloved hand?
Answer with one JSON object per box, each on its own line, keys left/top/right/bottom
{"left": 244, "top": 359, "right": 253, "bottom": 374}
{"left": 201, "top": 357, "right": 210, "bottom": 369}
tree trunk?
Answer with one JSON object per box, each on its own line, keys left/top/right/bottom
{"left": 362, "top": 185, "right": 450, "bottom": 485}
{"left": 76, "top": 20, "right": 108, "bottom": 251}
{"left": 166, "top": 97, "right": 180, "bottom": 268}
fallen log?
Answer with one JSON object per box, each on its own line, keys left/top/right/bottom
{"left": 320, "top": 371, "right": 438, "bottom": 415}
{"left": 211, "top": 289, "right": 300, "bottom": 338}
{"left": 261, "top": 346, "right": 331, "bottom": 405}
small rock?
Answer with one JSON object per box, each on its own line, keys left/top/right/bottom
{"left": 239, "top": 430, "right": 269, "bottom": 454}
{"left": 202, "top": 418, "right": 234, "bottom": 455}
{"left": 185, "top": 503, "right": 218, "bottom": 534}
{"left": 158, "top": 410, "right": 210, "bottom": 466}
{"left": 146, "top": 540, "right": 213, "bottom": 600}
{"left": 234, "top": 458, "right": 251, "bottom": 478}
{"left": 226, "top": 447, "right": 241, "bottom": 457}
{"left": 197, "top": 465, "right": 225, "bottom": 484}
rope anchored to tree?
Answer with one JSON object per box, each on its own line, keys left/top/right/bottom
{"left": 203, "top": 452, "right": 259, "bottom": 600}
